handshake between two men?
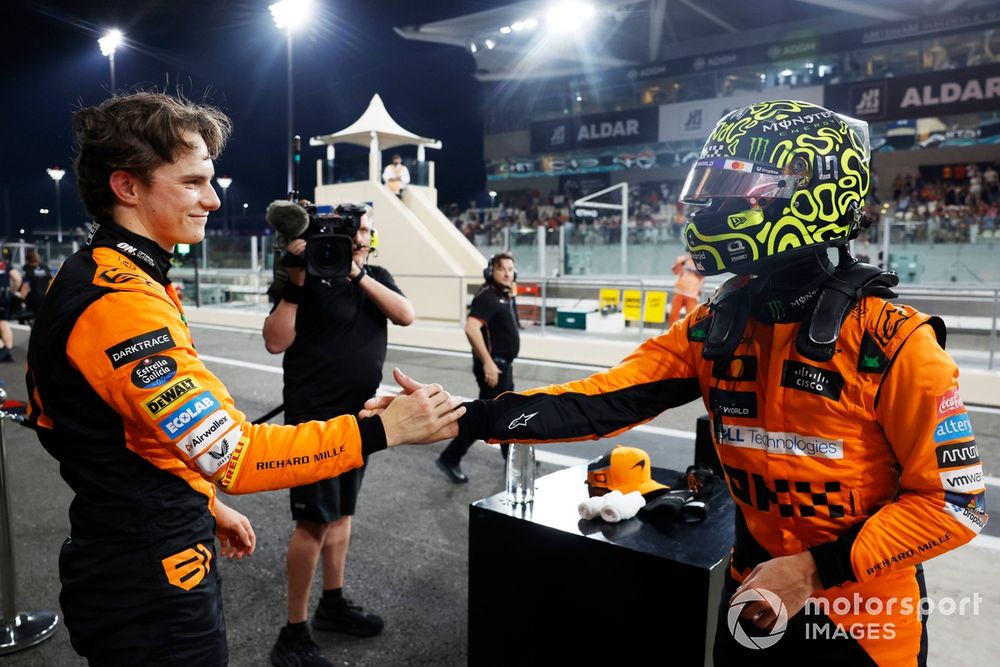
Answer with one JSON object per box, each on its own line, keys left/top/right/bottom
{"left": 373, "top": 368, "right": 466, "bottom": 445}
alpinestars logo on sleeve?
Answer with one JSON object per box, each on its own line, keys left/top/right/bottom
{"left": 508, "top": 412, "right": 539, "bottom": 430}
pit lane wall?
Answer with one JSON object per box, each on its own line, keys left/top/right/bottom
{"left": 313, "top": 182, "right": 486, "bottom": 322}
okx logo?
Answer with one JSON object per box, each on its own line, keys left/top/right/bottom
{"left": 727, "top": 587, "right": 788, "bottom": 649}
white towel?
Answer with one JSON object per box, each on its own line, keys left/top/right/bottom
{"left": 577, "top": 490, "right": 622, "bottom": 520}
{"left": 577, "top": 495, "right": 605, "bottom": 520}
{"left": 599, "top": 491, "right": 645, "bottom": 523}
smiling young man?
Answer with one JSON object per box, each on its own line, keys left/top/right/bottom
{"left": 25, "top": 92, "right": 463, "bottom": 666}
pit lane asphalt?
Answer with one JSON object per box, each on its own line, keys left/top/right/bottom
{"left": 3, "top": 321, "right": 998, "bottom": 666}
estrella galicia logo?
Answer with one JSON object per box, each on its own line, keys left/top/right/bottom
{"left": 709, "top": 388, "right": 757, "bottom": 419}
{"left": 130, "top": 355, "right": 178, "bottom": 389}
{"left": 936, "top": 440, "right": 980, "bottom": 469}
{"left": 508, "top": 412, "right": 539, "bottom": 430}
{"left": 712, "top": 356, "right": 758, "bottom": 382}
{"left": 158, "top": 392, "right": 220, "bottom": 438}
{"left": 933, "top": 413, "right": 974, "bottom": 443}
{"left": 857, "top": 332, "right": 888, "bottom": 374}
{"left": 106, "top": 328, "right": 176, "bottom": 369}
{"left": 780, "top": 361, "right": 844, "bottom": 401}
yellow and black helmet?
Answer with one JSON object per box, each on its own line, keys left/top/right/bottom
{"left": 680, "top": 100, "right": 871, "bottom": 276}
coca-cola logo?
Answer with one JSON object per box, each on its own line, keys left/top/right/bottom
{"left": 937, "top": 388, "right": 965, "bottom": 418}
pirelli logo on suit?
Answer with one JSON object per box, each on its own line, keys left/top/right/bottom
{"left": 142, "top": 376, "right": 200, "bottom": 418}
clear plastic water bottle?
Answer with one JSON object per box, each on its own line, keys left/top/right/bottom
{"left": 505, "top": 444, "right": 535, "bottom": 505}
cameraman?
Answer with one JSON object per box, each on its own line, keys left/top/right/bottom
{"left": 263, "top": 204, "right": 413, "bottom": 667}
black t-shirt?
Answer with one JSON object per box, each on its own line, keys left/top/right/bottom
{"left": 23, "top": 263, "right": 53, "bottom": 311}
{"left": 469, "top": 284, "right": 520, "bottom": 362}
{"left": 281, "top": 265, "right": 403, "bottom": 420}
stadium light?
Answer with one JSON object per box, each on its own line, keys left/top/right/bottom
{"left": 270, "top": 0, "right": 314, "bottom": 195}
{"left": 47, "top": 167, "right": 66, "bottom": 243}
{"left": 499, "top": 26, "right": 512, "bottom": 34}
{"left": 269, "top": 0, "right": 313, "bottom": 30}
{"left": 216, "top": 176, "right": 232, "bottom": 231}
{"left": 98, "top": 29, "right": 123, "bottom": 93}
{"left": 485, "top": 39, "right": 496, "bottom": 50}
{"left": 546, "top": 2, "right": 596, "bottom": 31}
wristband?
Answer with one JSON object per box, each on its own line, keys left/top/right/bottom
{"left": 351, "top": 266, "right": 367, "bottom": 284}
{"left": 282, "top": 283, "right": 305, "bottom": 304}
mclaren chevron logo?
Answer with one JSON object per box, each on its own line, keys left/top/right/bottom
{"left": 632, "top": 459, "right": 646, "bottom": 471}
{"left": 508, "top": 412, "right": 539, "bottom": 430}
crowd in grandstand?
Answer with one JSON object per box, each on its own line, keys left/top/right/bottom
{"left": 884, "top": 163, "right": 999, "bottom": 243}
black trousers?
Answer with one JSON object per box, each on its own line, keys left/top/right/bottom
{"left": 440, "top": 357, "right": 513, "bottom": 464}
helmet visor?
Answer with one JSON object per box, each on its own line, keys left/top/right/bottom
{"left": 680, "top": 158, "right": 803, "bottom": 203}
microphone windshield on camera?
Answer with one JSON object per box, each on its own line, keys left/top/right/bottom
{"left": 266, "top": 200, "right": 310, "bottom": 239}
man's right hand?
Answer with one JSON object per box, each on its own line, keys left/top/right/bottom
{"left": 378, "top": 375, "right": 465, "bottom": 446}
{"left": 483, "top": 359, "right": 501, "bottom": 387}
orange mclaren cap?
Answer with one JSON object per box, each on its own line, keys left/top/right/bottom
{"left": 586, "top": 446, "right": 669, "bottom": 497}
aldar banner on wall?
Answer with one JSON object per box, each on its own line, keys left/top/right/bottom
{"left": 824, "top": 63, "right": 1000, "bottom": 121}
{"left": 658, "top": 87, "right": 825, "bottom": 143}
{"left": 530, "top": 107, "right": 659, "bottom": 153}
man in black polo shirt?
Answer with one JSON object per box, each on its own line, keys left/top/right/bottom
{"left": 263, "top": 204, "right": 414, "bottom": 667}
{"left": 436, "top": 252, "right": 520, "bottom": 483}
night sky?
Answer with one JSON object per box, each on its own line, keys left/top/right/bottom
{"left": 2, "top": 0, "right": 509, "bottom": 238}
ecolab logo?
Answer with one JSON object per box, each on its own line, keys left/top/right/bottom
{"left": 937, "top": 388, "right": 965, "bottom": 418}
{"left": 159, "top": 392, "right": 220, "bottom": 438}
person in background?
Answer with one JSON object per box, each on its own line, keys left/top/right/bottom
{"left": 263, "top": 203, "right": 414, "bottom": 667}
{"left": 382, "top": 154, "right": 410, "bottom": 196}
{"left": 435, "top": 252, "right": 520, "bottom": 484}
{"left": 20, "top": 249, "right": 54, "bottom": 315}
{"left": 668, "top": 251, "right": 703, "bottom": 326}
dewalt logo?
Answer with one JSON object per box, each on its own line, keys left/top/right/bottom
{"left": 748, "top": 137, "right": 770, "bottom": 161}
{"left": 143, "top": 376, "right": 199, "bottom": 418}
{"left": 161, "top": 543, "right": 212, "bottom": 591}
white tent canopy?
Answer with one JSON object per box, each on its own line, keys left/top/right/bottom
{"left": 310, "top": 94, "right": 441, "bottom": 182}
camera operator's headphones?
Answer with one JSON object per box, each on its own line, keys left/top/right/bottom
{"left": 484, "top": 253, "right": 516, "bottom": 283}
{"left": 336, "top": 202, "right": 379, "bottom": 258}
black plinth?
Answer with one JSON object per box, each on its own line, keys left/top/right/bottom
{"left": 468, "top": 465, "right": 734, "bottom": 666}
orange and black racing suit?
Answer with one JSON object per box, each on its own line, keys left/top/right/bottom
{"left": 25, "top": 222, "right": 387, "bottom": 665}
{"left": 457, "top": 294, "right": 987, "bottom": 666}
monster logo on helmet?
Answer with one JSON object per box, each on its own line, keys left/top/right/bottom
{"left": 680, "top": 100, "right": 871, "bottom": 276}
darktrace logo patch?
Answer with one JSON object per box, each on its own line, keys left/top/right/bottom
{"left": 780, "top": 361, "right": 844, "bottom": 401}
{"left": 106, "top": 328, "right": 175, "bottom": 369}
{"left": 130, "top": 355, "right": 178, "bottom": 389}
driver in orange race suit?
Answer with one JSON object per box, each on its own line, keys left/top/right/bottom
{"left": 370, "top": 100, "right": 988, "bottom": 666}
{"left": 24, "top": 92, "right": 463, "bottom": 666}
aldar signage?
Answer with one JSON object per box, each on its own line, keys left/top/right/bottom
{"left": 530, "top": 107, "right": 659, "bottom": 153}
{"left": 824, "top": 64, "right": 1000, "bottom": 121}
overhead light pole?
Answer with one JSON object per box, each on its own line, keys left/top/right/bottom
{"left": 216, "top": 176, "right": 232, "bottom": 232}
{"left": 269, "top": 0, "right": 314, "bottom": 197}
{"left": 98, "top": 29, "right": 123, "bottom": 94}
{"left": 46, "top": 168, "right": 66, "bottom": 243}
